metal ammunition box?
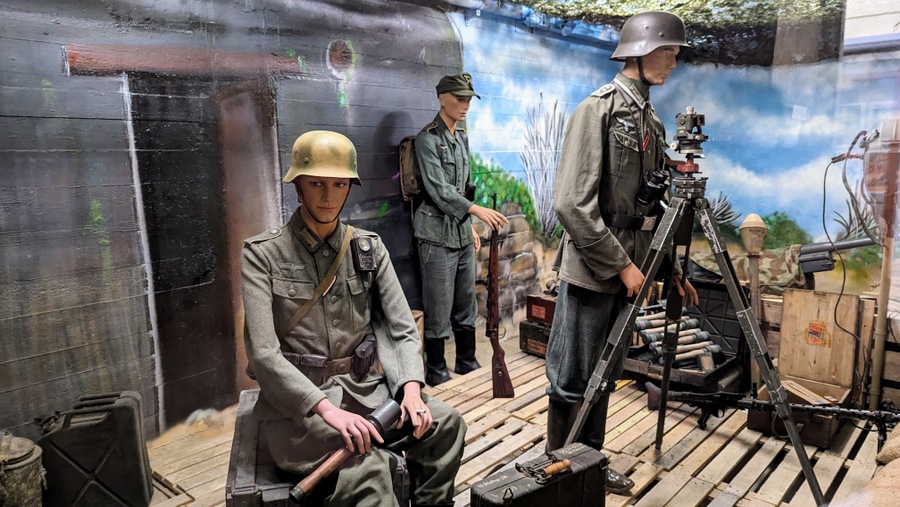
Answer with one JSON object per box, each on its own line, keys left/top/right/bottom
{"left": 470, "top": 442, "right": 607, "bottom": 507}
{"left": 519, "top": 320, "right": 551, "bottom": 358}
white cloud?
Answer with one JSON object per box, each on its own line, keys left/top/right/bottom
{"left": 703, "top": 153, "right": 866, "bottom": 238}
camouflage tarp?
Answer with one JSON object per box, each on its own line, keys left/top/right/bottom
{"left": 690, "top": 244, "right": 806, "bottom": 296}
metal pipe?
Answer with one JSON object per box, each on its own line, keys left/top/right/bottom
{"left": 869, "top": 237, "right": 895, "bottom": 410}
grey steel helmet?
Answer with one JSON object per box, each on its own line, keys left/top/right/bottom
{"left": 610, "top": 11, "right": 688, "bottom": 61}
{"left": 283, "top": 130, "right": 361, "bottom": 185}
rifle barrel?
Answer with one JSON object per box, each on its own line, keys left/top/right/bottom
{"left": 799, "top": 237, "right": 877, "bottom": 256}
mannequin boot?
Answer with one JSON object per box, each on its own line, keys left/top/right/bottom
{"left": 581, "top": 395, "right": 635, "bottom": 495}
{"left": 453, "top": 328, "right": 481, "bottom": 374}
{"left": 424, "top": 339, "right": 451, "bottom": 387}
{"left": 545, "top": 398, "right": 577, "bottom": 452}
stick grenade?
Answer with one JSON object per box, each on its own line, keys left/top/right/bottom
{"left": 637, "top": 310, "right": 667, "bottom": 321}
{"left": 639, "top": 318, "right": 700, "bottom": 336}
{"left": 643, "top": 329, "right": 707, "bottom": 345}
{"left": 635, "top": 315, "right": 690, "bottom": 330}
{"left": 290, "top": 399, "right": 402, "bottom": 504}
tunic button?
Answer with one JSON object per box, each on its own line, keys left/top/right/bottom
{"left": 270, "top": 228, "right": 279, "bottom": 234}
{"left": 323, "top": 250, "right": 331, "bottom": 257}
{"left": 332, "top": 319, "right": 340, "bottom": 326}
{"left": 330, "top": 295, "right": 338, "bottom": 303}
{"left": 363, "top": 281, "right": 370, "bottom": 290}
{"left": 288, "top": 288, "right": 296, "bottom": 297}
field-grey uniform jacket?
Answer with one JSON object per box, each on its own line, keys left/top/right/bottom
{"left": 413, "top": 114, "right": 473, "bottom": 249}
{"left": 553, "top": 72, "right": 669, "bottom": 294}
{"left": 242, "top": 210, "right": 425, "bottom": 428}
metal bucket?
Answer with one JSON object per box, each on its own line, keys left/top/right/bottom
{"left": 0, "top": 431, "right": 44, "bottom": 507}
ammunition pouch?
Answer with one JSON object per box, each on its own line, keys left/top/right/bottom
{"left": 464, "top": 182, "right": 476, "bottom": 202}
{"left": 352, "top": 333, "right": 377, "bottom": 381}
{"left": 601, "top": 211, "right": 657, "bottom": 231}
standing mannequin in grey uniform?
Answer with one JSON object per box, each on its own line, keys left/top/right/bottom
{"left": 413, "top": 72, "right": 508, "bottom": 386}
{"left": 242, "top": 130, "right": 465, "bottom": 506}
{"left": 545, "top": 12, "right": 699, "bottom": 494}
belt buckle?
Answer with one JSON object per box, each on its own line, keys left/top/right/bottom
{"left": 641, "top": 216, "right": 656, "bottom": 231}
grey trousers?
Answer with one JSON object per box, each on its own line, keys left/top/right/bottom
{"left": 265, "top": 393, "right": 465, "bottom": 506}
{"left": 545, "top": 280, "right": 627, "bottom": 403}
{"left": 418, "top": 241, "right": 477, "bottom": 339}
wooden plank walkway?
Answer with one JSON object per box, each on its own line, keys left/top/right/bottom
{"left": 147, "top": 351, "right": 880, "bottom": 506}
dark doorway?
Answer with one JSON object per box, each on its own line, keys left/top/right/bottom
{"left": 129, "top": 76, "right": 279, "bottom": 425}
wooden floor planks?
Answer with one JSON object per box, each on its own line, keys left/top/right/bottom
{"left": 146, "top": 351, "right": 881, "bottom": 506}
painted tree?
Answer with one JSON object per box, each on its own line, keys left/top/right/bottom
{"left": 761, "top": 210, "right": 812, "bottom": 249}
{"left": 521, "top": 93, "right": 567, "bottom": 237}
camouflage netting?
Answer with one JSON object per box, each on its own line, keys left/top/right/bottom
{"left": 514, "top": 0, "right": 845, "bottom": 65}
{"left": 690, "top": 244, "right": 806, "bottom": 296}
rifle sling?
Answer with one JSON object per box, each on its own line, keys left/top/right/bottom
{"left": 278, "top": 225, "right": 355, "bottom": 340}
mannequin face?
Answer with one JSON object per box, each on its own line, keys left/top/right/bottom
{"left": 294, "top": 176, "right": 351, "bottom": 236}
{"left": 636, "top": 45, "right": 680, "bottom": 85}
{"left": 439, "top": 93, "right": 473, "bottom": 123}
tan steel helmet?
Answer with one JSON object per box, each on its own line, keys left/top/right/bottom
{"left": 610, "top": 11, "right": 688, "bottom": 61}
{"left": 283, "top": 130, "right": 361, "bottom": 185}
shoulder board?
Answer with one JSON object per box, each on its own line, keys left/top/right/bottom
{"left": 590, "top": 83, "right": 615, "bottom": 98}
{"left": 422, "top": 121, "right": 439, "bottom": 132}
{"left": 352, "top": 228, "right": 380, "bottom": 241}
{"left": 244, "top": 227, "right": 282, "bottom": 245}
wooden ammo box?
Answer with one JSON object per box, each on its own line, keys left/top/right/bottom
{"left": 748, "top": 289, "right": 859, "bottom": 448}
{"left": 624, "top": 280, "right": 748, "bottom": 392}
{"left": 519, "top": 319, "right": 551, "bottom": 358}
{"left": 226, "top": 389, "right": 409, "bottom": 506}
{"left": 470, "top": 442, "right": 606, "bottom": 507}
{"left": 526, "top": 293, "right": 557, "bottom": 326}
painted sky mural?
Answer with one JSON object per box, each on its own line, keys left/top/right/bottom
{"left": 450, "top": 12, "right": 898, "bottom": 243}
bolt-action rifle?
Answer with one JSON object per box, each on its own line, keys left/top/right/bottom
{"left": 646, "top": 382, "right": 900, "bottom": 450}
{"left": 488, "top": 194, "right": 514, "bottom": 398}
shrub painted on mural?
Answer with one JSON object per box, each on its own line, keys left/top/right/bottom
{"left": 470, "top": 154, "right": 541, "bottom": 234}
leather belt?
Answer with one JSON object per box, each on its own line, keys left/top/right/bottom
{"left": 282, "top": 352, "right": 353, "bottom": 378}
{"left": 601, "top": 212, "right": 657, "bottom": 231}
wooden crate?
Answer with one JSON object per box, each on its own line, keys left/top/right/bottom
{"left": 748, "top": 289, "right": 859, "bottom": 448}
{"left": 748, "top": 375, "right": 851, "bottom": 449}
{"left": 519, "top": 320, "right": 550, "bottom": 358}
{"left": 525, "top": 293, "right": 556, "bottom": 326}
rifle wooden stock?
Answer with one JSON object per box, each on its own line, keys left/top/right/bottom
{"left": 488, "top": 194, "right": 514, "bottom": 399}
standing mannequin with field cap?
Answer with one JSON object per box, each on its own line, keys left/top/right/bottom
{"left": 413, "top": 72, "right": 508, "bottom": 387}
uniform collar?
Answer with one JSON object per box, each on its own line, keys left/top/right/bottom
{"left": 288, "top": 208, "right": 346, "bottom": 253}
{"left": 613, "top": 72, "right": 651, "bottom": 110}
{"left": 433, "top": 113, "right": 464, "bottom": 142}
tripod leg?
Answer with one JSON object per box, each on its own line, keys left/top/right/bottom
{"left": 565, "top": 198, "right": 690, "bottom": 447}
{"left": 655, "top": 281, "right": 685, "bottom": 450}
{"left": 697, "top": 207, "right": 825, "bottom": 506}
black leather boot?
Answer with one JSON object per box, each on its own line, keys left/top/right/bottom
{"left": 453, "top": 328, "right": 481, "bottom": 374}
{"left": 424, "top": 339, "right": 451, "bottom": 387}
{"left": 545, "top": 398, "right": 576, "bottom": 452}
{"left": 581, "top": 395, "right": 635, "bottom": 495}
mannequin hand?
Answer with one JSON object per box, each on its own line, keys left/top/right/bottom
{"left": 398, "top": 382, "right": 433, "bottom": 439}
{"left": 469, "top": 205, "right": 508, "bottom": 231}
{"left": 619, "top": 263, "right": 645, "bottom": 298}
{"left": 314, "top": 399, "right": 383, "bottom": 454}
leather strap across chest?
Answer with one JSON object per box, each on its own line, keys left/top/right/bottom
{"left": 277, "top": 225, "right": 356, "bottom": 340}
